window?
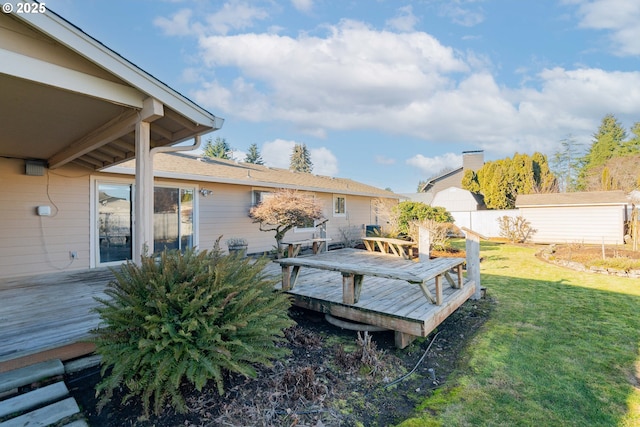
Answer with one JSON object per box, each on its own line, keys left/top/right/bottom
{"left": 154, "top": 187, "right": 194, "bottom": 253}
{"left": 333, "top": 194, "right": 346, "bottom": 217}
{"left": 253, "top": 190, "right": 274, "bottom": 206}
{"left": 97, "top": 183, "right": 132, "bottom": 264}
{"left": 95, "top": 180, "right": 195, "bottom": 266}
{"left": 295, "top": 193, "right": 319, "bottom": 232}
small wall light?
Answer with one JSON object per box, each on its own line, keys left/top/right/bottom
{"left": 199, "top": 188, "right": 213, "bottom": 197}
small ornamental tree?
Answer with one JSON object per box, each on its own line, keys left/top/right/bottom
{"left": 249, "top": 189, "right": 324, "bottom": 257}
{"left": 92, "top": 244, "right": 294, "bottom": 416}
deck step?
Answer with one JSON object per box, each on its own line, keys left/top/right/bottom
{"left": 0, "top": 360, "right": 87, "bottom": 427}
{"left": 0, "top": 360, "right": 64, "bottom": 394}
{"left": 0, "top": 396, "right": 79, "bottom": 427}
{"left": 0, "top": 381, "right": 68, "bottom": 418}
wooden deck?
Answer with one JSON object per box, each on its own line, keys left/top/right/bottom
{"left": 265, "top": 249, "right": 476, "bottom": 348}
{"left": 0, "top": 248, "right": 476, "bottom": 369}
{"left": 0, "top": 268, "right": 114, "bottom": 370}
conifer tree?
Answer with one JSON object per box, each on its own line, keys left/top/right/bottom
{"left": 244, "top": 143, "right": 264, "bottom": 164}
{"left": 551, "top": 135, "right": 583, "bottom": 192}
{"left": 203, "top": 137, "right": 232, "bottom": 159}
{"left": 576, "top": 114, "right": 626, "bottom": 189}
{"left": 462, "top": 152, "right": 557, "bottom": 209}
{"left": 289, "top": 143, "right": 313, "bottom": 173}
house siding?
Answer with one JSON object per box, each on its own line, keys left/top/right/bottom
{"left": 0, "top": 157, "right": 395, "bottom": 278}
{"left": 0, "top": 158, "right": 91, "bottom": 277}
{"left": 199, "top": 188, "right": 380, "bottom": 254}
{"left": 519, "top": 205, "right": 626, "bottom": 245}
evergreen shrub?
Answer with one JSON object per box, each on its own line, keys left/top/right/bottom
{"left": 92, "top": 244, "right": 295, "bottom": 416}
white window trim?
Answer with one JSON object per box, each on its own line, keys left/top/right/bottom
{"left": 294, "top": 192, "right": 319, "bottom": 233}
{"left": 90, "top": 176, "right": 199, "bottom": 268}
{"left": 333, "top": 194, "right": 347, "bottom": 217}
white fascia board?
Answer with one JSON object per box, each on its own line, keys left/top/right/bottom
{"left": 0, "top": 48, "right": 144, "bottom": 108}
{"left": 105, "top": 166, "right": 398, "bottom": 199}
{"left": 15, "top": 10, "right": 221, "bottom": 128}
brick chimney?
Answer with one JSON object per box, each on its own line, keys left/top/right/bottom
{"left": 462, "top": 150, "right": 484, "bottom": 172}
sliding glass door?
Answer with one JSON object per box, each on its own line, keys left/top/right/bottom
{"left": 154, "top": 187, "right": 194, "bottom": 253}
{"left": 98, "top": 183, "right": 132, "bottom": 263}
{"left": 96, "top": 182, "right": 195, "bottom": 265}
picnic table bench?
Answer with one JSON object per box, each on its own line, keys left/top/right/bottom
{"left": 362, "top": 237, "right": 416, "bottom": 259}
{"left": 282, "top": 238, "right": 331, "bottom": 257}
{"left": 276, "top": 248, "right": 464, "bottom": 305}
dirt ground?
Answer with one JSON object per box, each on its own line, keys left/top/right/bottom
{"left": 67, "top": 299, "right": 492, "bottom": 427}
{"left": 64, "top": 243, "right": 639, "bottom": 426}
{"left": 547, "top": 243, "right": 640, "bottom": 264}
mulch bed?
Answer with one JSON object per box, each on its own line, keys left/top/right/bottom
{"left": 66, "top": 299, "right": 492, "bottom": 427}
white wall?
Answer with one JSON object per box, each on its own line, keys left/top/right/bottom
{"left": 450, "top": 210, "right": 518, "bottom": 238}
{"left": 519, "top": 205, "right": 626, "bottom": 245}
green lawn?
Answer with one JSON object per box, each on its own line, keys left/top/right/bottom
{"left": 399, "top": 242, "right": 640, "bottom": 427}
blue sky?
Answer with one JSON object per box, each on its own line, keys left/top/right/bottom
{"left": 44, "top": 0, "right": 640, "bottom": 193}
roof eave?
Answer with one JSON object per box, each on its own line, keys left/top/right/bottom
{"left": 105, "top": 166, "right": 400, "bottom": 199}
{"left": 15, "top": 7, "right": 222, "bottom": 129}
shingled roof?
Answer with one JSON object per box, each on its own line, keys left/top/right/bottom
{"left": 515, "top": 190, "right": 629, "bottom": 207}
{"left": 111, "top": 152, "right": 398, "bottom": 198}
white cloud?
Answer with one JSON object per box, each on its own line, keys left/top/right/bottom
{"left": 568, "top": 0, "right": 640, "bottom": 56}
{"left": 154, "top": 9, "right": 196, "bottom": 36}
{"left": 436, "top": 1, "right": 485, "bottom": 27}
{"left": 154, "top": 1, "right": 268, "bottom": 36}
{"left": 204, "top": 1, "right": 269, "bottom": 35}
{"left": 182, "top": 13, "right": 640, "bottom": 159}
{"left": 406, "top": 153, "right": 463, "bottom": 177}
{"left": 261, "top": 140, "right": 338, "bottom": 175}
{"left": 291, "top": 0, "right": 314, "bottom": 13}
{"left": 310, "top": 147, "right": 338, "bottom": 176}
{"left": 262, "top": 139, "right": 295, "bottom": 169}
{"left": 385, "top": 6, "right": 419, "bottom": 32}
{"left": 194, "top": 19, "right": 468, "bottom": 125}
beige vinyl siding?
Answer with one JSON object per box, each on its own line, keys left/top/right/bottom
{"left": 0, "top": 158, "right": 91, "bottom": 277}
{"left": 0, "top": 156, "right": 398, "bottom": 277}
{"left": 520, "top": 205, "right": 626, "bottom": 245}
{"left": 199, "top": 188, "right": 389, "bottom": 254}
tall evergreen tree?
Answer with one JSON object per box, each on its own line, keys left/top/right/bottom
{"left": 289, "top": 143, "right": 313, "bottom": 173}
{"left": 203, "top": 137, "right": 232, "bottom": 159}
{"left": 551, "top": 135, "right": 583, "bottom": 192}
{"left": 621, "top": 122, "right": 640, "bottom": 154}
{"left": 244, "top": 143, "right": 264, "bottom": 164}
{"left": 462, "top": 152, "right": 557, "bottom": 209}
{"left": 576, "top": 114, "right": 626, "bottom": 189}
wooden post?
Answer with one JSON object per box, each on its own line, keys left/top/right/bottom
{"left": 342, "top": 273, "right": 356, "bottom": 304}
{"left": 435, "top": 274, "right": 443, "bottom": 305}
{"left": 462, "top": 227, "right": 482, "bottom": 300}
{"left": 281, "top": 266, "right": 291, "bottom": 291}
{"left": 419, "top": 226, "right": 430, "bottom": 262}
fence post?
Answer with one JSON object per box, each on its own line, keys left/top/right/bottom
{"left": 419, "top": 226, "right": 430, "bottom": 262}
{"left": 462, "top": 227, "right": 482, "bottom": 300}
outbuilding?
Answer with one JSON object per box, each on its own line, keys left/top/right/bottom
{"left": 515, "top": 191, "right": 630, "bottom": 245}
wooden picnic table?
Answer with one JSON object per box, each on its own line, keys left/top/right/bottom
{"left": 276, "top": 248, "right": 464, "bottom": 305}
{"left": 362, "top": 236, "right": 416, "bottom": 259}
{"left": 282, "top": 238, "right": 331, "bottom": 257}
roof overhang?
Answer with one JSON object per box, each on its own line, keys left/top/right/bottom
{"left": 0, "top": 5, "right": 223, "bottom": 170}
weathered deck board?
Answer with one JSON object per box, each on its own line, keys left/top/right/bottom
{"left": 0, "top": 249, "right": 474, "bottom": 363}
{"left": 0, "top": 269, "right": 114, "bottom": 363}
{"left": 264, "top": 249, "right": 476, "bottom": 346}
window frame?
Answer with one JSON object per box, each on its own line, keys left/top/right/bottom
{"left": 333, "top": 194, "right": 347, "bottom": 217}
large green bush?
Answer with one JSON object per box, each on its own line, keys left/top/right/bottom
{"left": 392, "top": 201, "right": 453, "bottom": 237}
{"left": 92, "top": 245, "right": 295, "bottom": 416}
